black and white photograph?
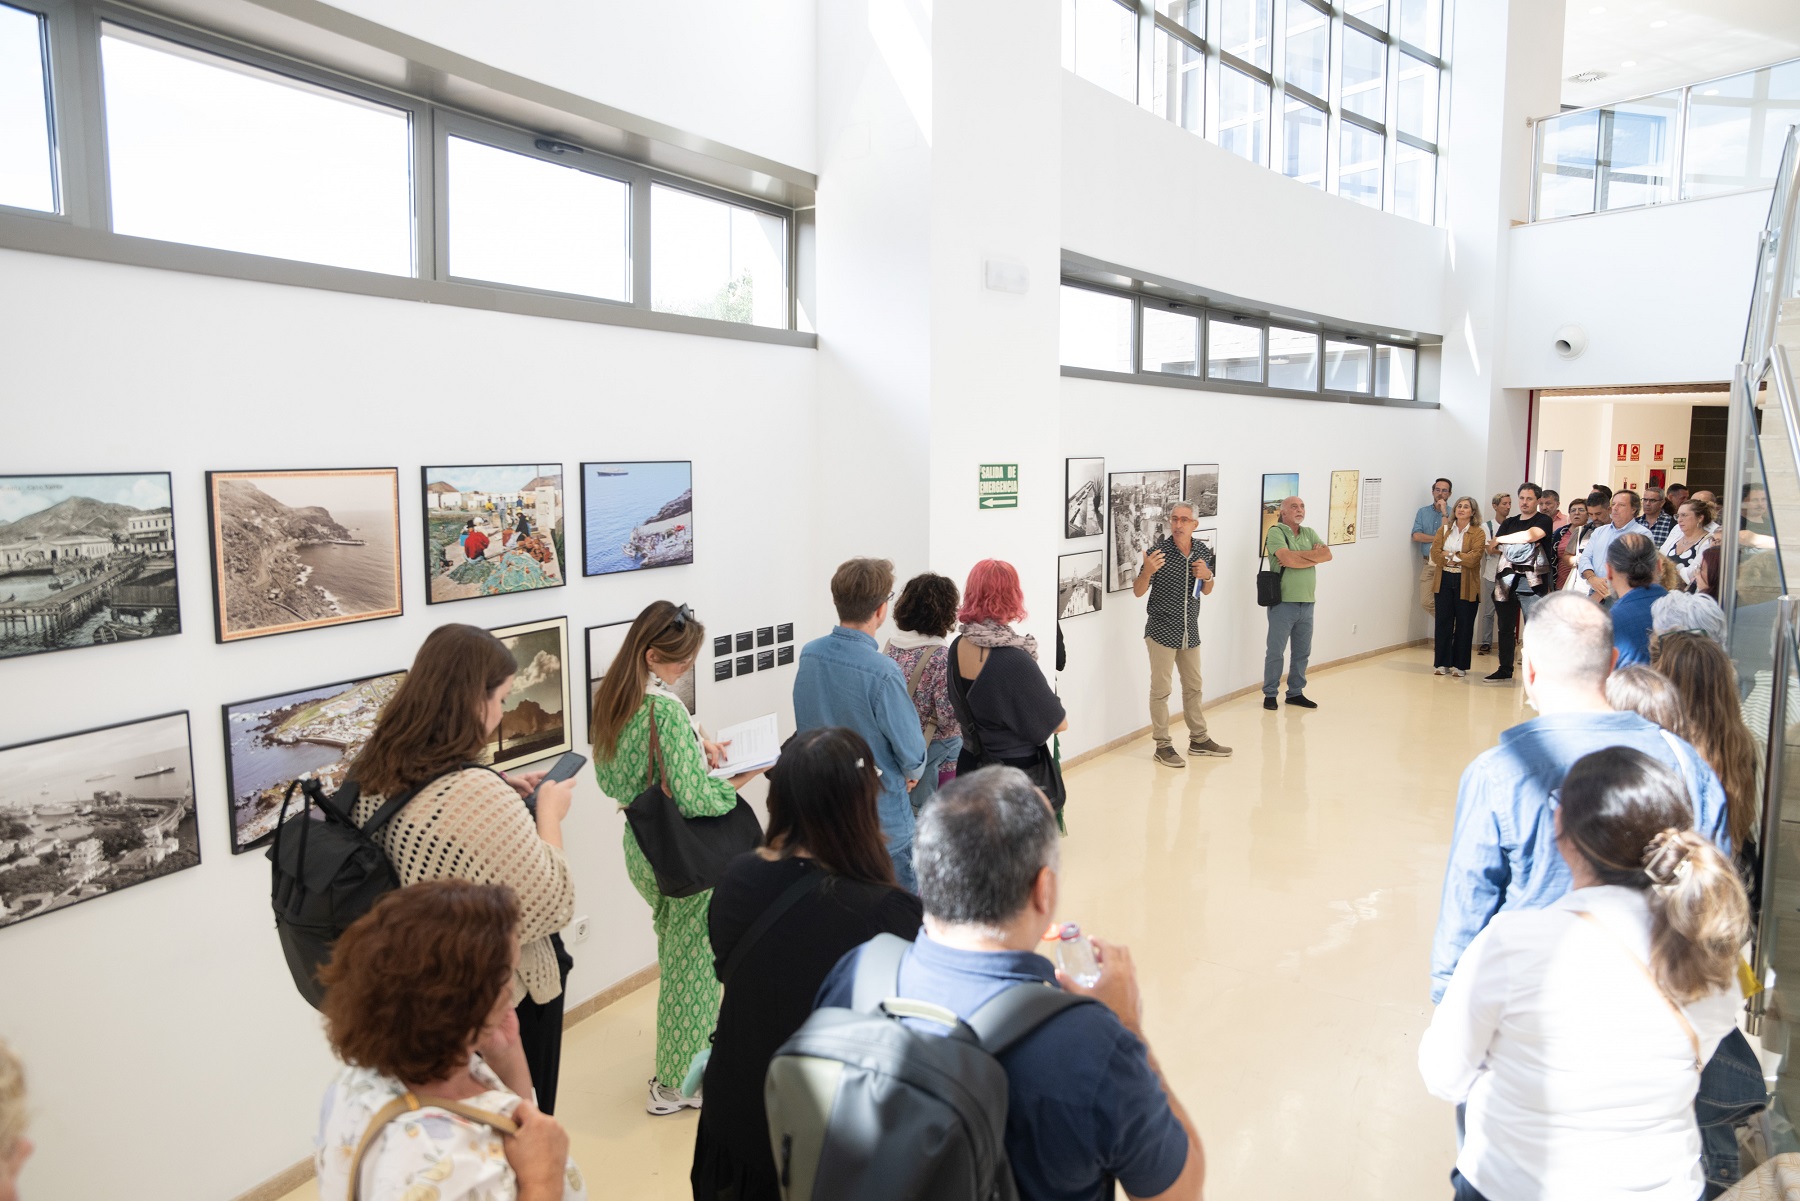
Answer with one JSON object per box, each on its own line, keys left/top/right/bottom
{"left": 587, "top": 619, "right": 694, "bottom": 725}
{"left": 1195, "top": 527, "right": 1219, "bottom": 568}
{"left": 581, "top": 461, "right": 694, "bottom": 576}
{"left": 777, "top": 645, "right": 794, "bottom": 666}
{"left": 206, "top": 468, "right": 403, "bottom": 643}
{"left": 422, "top": 464, "right": 565, "bottom": 605}
{"left": 1057, "top": 550, "right": 1104, "bottom": 619}
{"left": 0, "top": 712, "right": 200, "bottom": 929}
{"left": 0, "top": 472, "right": 181, "bottom": 661}
{"left": 488, "top": 617, "right": 573, "bottom": 772}
{"left": 1065, "top": 457, "right": 1105, "bottom": 538}
{"left": 1107, "top": 469, "right": 1181, "bottom": 592}
{"left": 1183, "top": 463, "right": 1219, "bottom": 518}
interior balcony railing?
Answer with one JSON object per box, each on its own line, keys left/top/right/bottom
{"left": 1529, "top": 56, "right": 1800, "bottom": 222}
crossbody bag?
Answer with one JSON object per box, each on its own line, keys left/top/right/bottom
{"left": 1573, "top": 909, "right": 1703, "bottom": 1073}
{"left": 887, "top": 641, "right": 941, "bottom": 744}
{"left": 1257, "top": 525, "right": 1290, "bottom": 608}
{"left": 348, "top": 1091, "right": 520, "bottom": 1201}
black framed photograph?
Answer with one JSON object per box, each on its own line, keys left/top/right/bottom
{"left": 1065, "top": 457, "right": 1105, "bottom": 538}
{"left": 777, "top": 623, "right": 794, "bottom": 643}
{"left": 587, "top": 619, "right": 694, "bottom": 726}
{"left": 205, "top": 468, "right": 403, "bottom": 643}
{"left": 222, "top": 671, "right": 405, "bottom": 853}
{"left": 422, "top": 464, "right": 566, "bottom": 604}
{"left": 736, "top": 631, "right": 753, "bottom": 652}
{"left": 488, "top": 617, "right": 572, "bottom": 771}
{"left": 1057, "top": 550, "right": 1104, "bottom": 619}
{"left": 757, "top": 626, "right": 774, "bottom": 647}
{"left": 0, "top": 711, "right": 200, "bottom": 929}
{"left": 1182, "top": 463, "right": 1219, "bottom": 518}
{"left": 776, "top": 645, "right": 794, "bottom": 666}
{"left": 757, "top": 649, "right": 774, "bottom": 671}
{"left": 580, "top": 461, "right": 693, "bottom": 576}
{"left": 0, "top": 472, "right": 182, "bottom": 660}
{"left": 1107, "top": 469, "right": 1181, "bottom": 593}
{"left": 736, "top": 654, "right": 754, "bottom": 676}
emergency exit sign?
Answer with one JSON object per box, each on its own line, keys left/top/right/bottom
{"left": 978, "top": 463, "right": 1019, "bottom": 509}
{"left": 1674, "top": 457, "right": 1688, "bottom": 470}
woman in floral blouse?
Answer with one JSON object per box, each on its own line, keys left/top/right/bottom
{"left": 590, "top": 601, "right": 768, "bottom": 1115}
{"left": 883, "top": 572, "right": 963, "bottom": 814}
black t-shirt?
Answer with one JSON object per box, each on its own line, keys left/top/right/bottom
{"left": 696, "top": 853, "right": 923, "bottom": 1187}
{"left": 1496, "top": 512, "right": 1555, "bottom": 584}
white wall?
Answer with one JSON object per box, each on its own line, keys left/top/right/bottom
{"left": 1536, "top": 397, "right": 1729, "bottom": 498}
{"left": 0, "top": 247, "right": 816, "bottom": 1201}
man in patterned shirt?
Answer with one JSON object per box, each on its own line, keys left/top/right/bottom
{"left": 1641, "top": 485, "right": 1676, "bottom": 545}
{"left": 1133, "top": 500, "right": 1232, "bottom": 768}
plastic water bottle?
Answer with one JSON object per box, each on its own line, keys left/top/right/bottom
{"left": 1052, "top": 922, "right": 1101, "bottom": 987}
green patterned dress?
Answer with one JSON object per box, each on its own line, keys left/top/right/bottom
{"left": 593, "top": 690, "right": 740, "bottom": 1089}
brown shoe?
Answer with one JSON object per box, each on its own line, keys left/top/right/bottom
{"left": 1188, "top": 739, "right": 1233, "bottom": 757}
{"left": 1153, "top": 746, "right": 1186, "bottom": 768}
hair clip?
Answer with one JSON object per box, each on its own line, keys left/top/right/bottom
{"left": 855, "top": 757, "right": 866, "bottom": 769}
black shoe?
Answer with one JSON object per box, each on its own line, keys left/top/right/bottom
{"left": 1263, "top": 696, "right": 1278, "bottom": 711}
{"left": 1285, "top": 694, "right": 1318, "bottom": 709}
{"left": 1483, "top": 669, "right": 1514, "bottom": 683}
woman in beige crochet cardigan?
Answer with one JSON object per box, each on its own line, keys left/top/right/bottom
{"left": 349, "top": 623, "right": 578, "bottom": 1112}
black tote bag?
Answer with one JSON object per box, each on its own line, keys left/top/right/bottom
{"left": 622, "top": 708, "right": 762, "bottom": 899}
{"left": 1257, "top": 525, "right": 1287, "bottom": 607}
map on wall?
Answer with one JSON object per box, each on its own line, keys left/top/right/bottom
{"left": 1328, "top": 470, "right": 1360, "bottom": 545}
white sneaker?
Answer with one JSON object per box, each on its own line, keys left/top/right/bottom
{"left": 1451, "top": 668, "right": 1466, "bottom": 678}
{"left": 1433, "top": 666, "right": 1448, "bottom": 676}
{"left": 646, "top": 1078, "right": 688, "bottom": 1116}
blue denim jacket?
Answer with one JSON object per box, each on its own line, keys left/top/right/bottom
{"left": 792, "top": 626, "right": 929, "bottom": 846}
{"left": 1429, "top": 710, "right": 1731, "bottom": 1002}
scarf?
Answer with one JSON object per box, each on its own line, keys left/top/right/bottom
{"left": 886, "top": 628, "right": 946, "bottom": 651}
{"left": 959, "top": 619, "right": 1037, "bottom": 661}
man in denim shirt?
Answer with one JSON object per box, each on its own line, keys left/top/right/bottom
{"left": 1430, "top": 592, "right": 1729, "bottom": 1002}
{"left": 793, "top": 557, "right": 928, "bottom": 889}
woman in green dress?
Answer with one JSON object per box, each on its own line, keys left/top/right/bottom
{"left": 589, "top": 600, "right": 767, "bottom": 1115}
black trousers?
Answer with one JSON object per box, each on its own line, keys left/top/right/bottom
{"left": 515, "top": 932, "right": 575, "bottom": 1114}
{"left": 1432, "top": 573, "right": 1479, "bottom": 670}
{"left": 1492, "top": 591, "right": 1521, "bottom": 676}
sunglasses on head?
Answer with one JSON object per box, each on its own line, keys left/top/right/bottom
{"left": 668, "top": 603, "right": 694, "bottom": 633}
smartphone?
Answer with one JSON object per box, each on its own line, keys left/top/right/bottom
{"left": 524, "top": 751, "right": 587, "bottom": 814}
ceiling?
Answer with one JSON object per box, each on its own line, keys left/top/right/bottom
{"left": 1559, "top": 0, "right": 1800, "bottom": 110}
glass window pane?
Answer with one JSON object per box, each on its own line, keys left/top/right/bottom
{"left": 447, "top": 137, "right": 628, "bottom": 301}
{"left": 1268, "top": 326, "right": 1319, "bottom": 391}
{"left": 1397, "top": 54, "right": 1438, "bottom": 143}
{"left": 0, "top": 3, "right": 54, "bottom": 213}
{"left": 1344, "top": 0, "right": 1387, "bottom": 26}
{"left": 1142, "top": 307, "right": 1199, "bottom": 375}
{"left": 1338, "top": 122, "right": 1383, "bottom": 208}
{"left": 1536, "top": 109, "right": 1599, "bottom": 218}
{"left": 1598, "top": 91, "right": 1679, "bottom": 211}
{"left": 1063, "top": 0, "right": 1137, "bottom": 103}
{"left": 1218, "top": 67, "right": 1270, "bottom": 167}
{"left": 1399, "top": 0, "right": 1441, "bottom": 54}
{"left": 1060, "top": 286, "right": 1134, "bottom": 371}
{"left": 1282, "top": 97, "right": 1326, "bottom": 188}
{"left": 100, "top": 28, "right": 413, "bottom": 275}
{"left": 1392, "top": 143, "right": 1436, "bottom": 222}
{"left": 1208, "top": 318, "right": 1264, "bottom": 382}
{"left": 1150, "top": 29, "right": 1203, "bottom": 134}
{"left": 1683, "top": 62, "right": 1800, "bottom": 198}
{"left": 1375, "top": 345, "right": 1417, "bottom": 399}
{"left": 651, "top": 184, "right": 788, "bottom": 328}
{"left": 1341, "top": 27, "right": 1386, "bottom": 122}
{"left": 1324, "top": 339, "right": 1371, "bottom": 391}
{"left": 1219, "top": 0, "right": 1272, "bottom": 71}
{"left": 1157, "top": 0, "right": 1204, "bottom": 38}
{"left": 1284, "top": 2, "right": 1329, "bottom": 99}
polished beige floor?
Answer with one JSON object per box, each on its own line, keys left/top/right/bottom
{"left": 281, "top": 644, "right": 1528, "bottom": 1201}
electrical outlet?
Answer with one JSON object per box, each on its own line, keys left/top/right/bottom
{"left": 570, "top": 916, "right": 590, "bottom": 944}
{"left": 1351, "top": 623, "right": 1358, "bottom": 634}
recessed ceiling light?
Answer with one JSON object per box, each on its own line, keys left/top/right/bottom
{"left": 1621, "top": 59, "right": 1637, "bottom": 67}
{"left": 1650, "top": 18, "right": 1668, "bottom": 27}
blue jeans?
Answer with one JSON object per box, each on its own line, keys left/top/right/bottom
{"left": 879, "top": 786, "right": 918, "bottom": 892}
{"left": 911, "top": 735, "right": 962, "bottom": 816}
{"left": 1264, "top": 601, "right": 1315, "bottom": 697}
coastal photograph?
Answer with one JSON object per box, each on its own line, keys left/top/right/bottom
{"left": 581, "top": 461, "right": 694, "bottom": 576}
{"left": 1183, "top": 462, "right": 1219, "bottom": 518}
{"left": 587, "top": 620, "right": 695, "bottom": 726}
{"left": 1261, "top": 472, "right": 1301, "bottom": 548}
{"left": 0, "top": 712, "right": 200, "bottom": 929}
{"left": 221, "top": 670, "right": 405, "bottom": 853}
{"left": 1057, "top": 550, "right": 1104, "bottom": 619}
{"left": 489, "top": 617, "right": 572, "bottom": 771}
{"left": 1064, "top": 457, "right": 1104, "bottom": 539}
{"left": 0, "top": 472, "right": 181, "bottom": 661}
{"left": 1107, "top": 468, "right": 1181, "bottom": 592}
{"left": 206, "top": 468, "right": 403, "bottom": 643}
{"left": 422, "top": 464, "right": 565, "bottom": 605}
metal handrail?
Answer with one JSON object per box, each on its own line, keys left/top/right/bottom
{"left": 1529, "top": 53, "right": 1800, "bottom": 127}
{"left": 1751, "top": 595, "right": 1795, "bottom": 1026}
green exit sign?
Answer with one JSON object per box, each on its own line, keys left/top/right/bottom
{"left": 978, "top": 463, "right": 1019, "bottom": 509}
{"left": 1673, "top": 457, "right": 1687, "bottom": 470}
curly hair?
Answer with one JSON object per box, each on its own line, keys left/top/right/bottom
{"left": 319, "top": 881, "right": 519, "bottom": 1085}
{"left": 894, "top": 573, "right": 960, "bottom": 639}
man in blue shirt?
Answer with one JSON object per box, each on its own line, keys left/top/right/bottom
{"left": 1430, "top": 591, "right": 1729, "bottom": 1002}
{"left": 1412, "top": 477, "right": 1452, "bottom": 615}
{"left": 1607, "top": 532, "right": 1667, "bottom": 668}
{"left": 793, "top": 556, "right": 928, "bottom": 889}
{"left": 1576, "top": 489, "right": 1652, "bottom": 608}
{"left": 815, "top": 767, "right": 1204, "bottom": 1201}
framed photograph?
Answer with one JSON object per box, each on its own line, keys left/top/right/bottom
{"left": 0, "top": 472, "right": 182, "bottom": 661}
{"left": 1194, "top": 527, "right": 1218, "bottom": 567}
{"left": 205, "top": 468, "right": 402, "bottom": 643}
{"left": 1260, "top": 473, "right": 1301, "bottom": 550}
{"left": 222, "top": 671, "right": 405, "bottom": 853}
{"left": 0, "top": 711, "right": 200, "bottom": 930}
{"left": 1057, "top": 550, "right": 1104, "bottom": 619}
{"left": 488, "top": 617, "right": 572, "bottom": 772}
{"left": 422, "top": 464, "right": 565, "bottom": 604}
{"left": 736, "top": 654, "right": 754, "bottom": 676}
{"left": 581, "top": 461, "right": 693, "bottom": 576}
{"left": 1065, "top": 457, "right": 1105, "bottom": 539}
{"left": 1107, "top": 469, "right": 1181, "bottom": 592}
{"left": 777, "top": 623, "right": 794, "bottom": 643}
{"left": 1182, "top": 463, "right": 1219, "bottom": 518}
{"left": 777, "top": 645, "right": 794, "bottom": 666}
{"left": 1328, "top": 470, "right": 1360, "bottom": 545}
{"left": 586, "top": 620, "right": 694, "bottom": 727}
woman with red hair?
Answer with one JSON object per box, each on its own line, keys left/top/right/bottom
{"left": 946, "top": 560, "right": 1070, "bottom": 810}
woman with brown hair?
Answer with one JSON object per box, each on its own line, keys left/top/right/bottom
{"left": 314, "top": 881, "right": 584, "bottom": 1201}
{"left": 590, "top": 601, "right": 767, "bottom": 1115}
{"left": 348, "top": 623, "right": 577, "bottom": 1112}
{"left": 690, "top": 727, "right": 923, "bottom": 1200}
{"left": 1653, "top": 630, "right": 1761, "bottom": 879}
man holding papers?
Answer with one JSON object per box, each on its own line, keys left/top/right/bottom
{"left": 793, "top": 557, "right": 929, "bottom": 890}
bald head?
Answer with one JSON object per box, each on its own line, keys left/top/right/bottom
{"left": 1280, "top": 495, "right": 1305, "bottom": 522}
{"left": 1523, "top": 592, "right": 1615, "bottom": 689}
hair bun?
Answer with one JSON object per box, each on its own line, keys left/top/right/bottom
{"left": 1642, "top": 827, "right": 1694, "bottom": 887}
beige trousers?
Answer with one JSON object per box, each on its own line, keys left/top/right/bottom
{"left": 1419, "top": 560, "right": 1436, "bottom": 615}
{"left": 1146, "top": 639, "right": 1208, "bottom": 746}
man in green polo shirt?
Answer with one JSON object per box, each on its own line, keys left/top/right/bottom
{"left": 1263, "top": 494, "right": 1333, "bottom": 711}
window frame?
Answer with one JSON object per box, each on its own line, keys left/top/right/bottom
{"left": 1139, "top": 296, "right": 1203, "bottom": 376}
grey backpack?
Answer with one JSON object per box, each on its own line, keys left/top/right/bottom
{"left": 764, "top": 933, "right": 1093, "bottom": 1201}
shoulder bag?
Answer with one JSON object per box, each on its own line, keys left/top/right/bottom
{"left": 945, "top": 637, "right": 1067, "bottom": 812}
{"left": 888, "top": 641, "right": 940, "bottom": 744}
{"left": 623, "top": 705, "right": 763, "bottom": 899}
{"left": 348, "top": 1090, "right": 519, "bottom": 1201}
{"left": 1257, "top": 524, "right": 1289, "bottom": 608}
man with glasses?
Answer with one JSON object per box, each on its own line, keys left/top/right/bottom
{"left": 1134, "top": 500, "right": 1231, "bottom": 768}
{"left": 793, "top": 557, "right": 928, "bottom": 889}
{"left": 1640, "top": 485, "right": 1675, "bottom": 545}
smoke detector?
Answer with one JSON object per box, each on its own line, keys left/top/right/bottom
{"left": 1568, "top": 70, "right": 1607, "bottom": 83}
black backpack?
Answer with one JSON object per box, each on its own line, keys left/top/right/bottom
{"left": 764, "top": 933, "right": 1094, "bottom": 1201}
{"left": 266, "top": 766, "right": 478, "bottom": 1009}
